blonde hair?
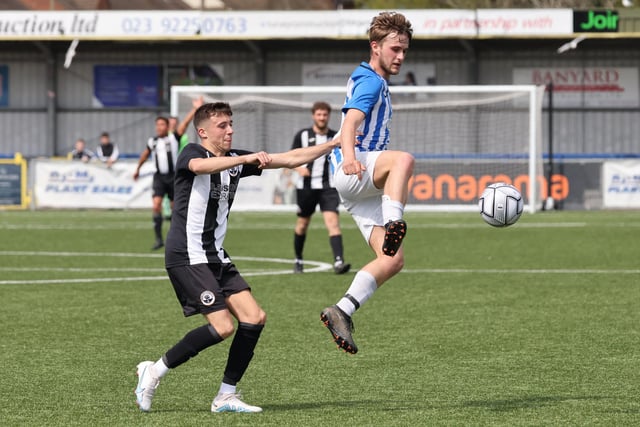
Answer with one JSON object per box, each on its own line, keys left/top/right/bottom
{"left": 368, "top": 11, "right": 413, "bottom": 44}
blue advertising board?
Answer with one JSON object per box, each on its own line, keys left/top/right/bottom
{"left": 94, "top": 65, "right": 159, "bottom": 107}
{"left": 0, "top": 65, "right": 8, "bottom": 107}
{"left": 0, "top": 154, "right": 29, "bottom": 209}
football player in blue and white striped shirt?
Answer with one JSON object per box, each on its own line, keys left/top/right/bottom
{"left": 321, "top": 12, "right": 415, "bottom": 355}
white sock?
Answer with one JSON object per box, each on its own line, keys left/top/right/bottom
{"left": 152, "top": 358, "right": 169, "bottom": 378}
{"left": 336, "top": 270, "right": 378, "bottom": 317}
{"left": 218, "top": 382, "right": 236, "bottom": 396}
{"left": 381, "top": 195, "right": 404, "bottom": 224}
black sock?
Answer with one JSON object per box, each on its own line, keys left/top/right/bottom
{"left": 294, "top": 233, "right": 306, "bottom": 260}
{"left": 162, "top": 324, "right": 223, "bottom": 369}
{"left": 330, "top": 235, "right": 344, "bottom": 262}
{"left": 222, "top": 322, "right": 264, "bottom": 386}
{"left": 153, "top": 213, "right": 163, "bottom": 241}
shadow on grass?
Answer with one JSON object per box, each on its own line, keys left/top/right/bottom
{"left": 263, "top": 399, "right": 431, "bottom": 412}
{"left": 462, "top": 395, "right": 610, "bottom": 412}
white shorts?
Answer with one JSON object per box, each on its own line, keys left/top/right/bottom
{"left": 333, "top": 150, "right": 384, "bottom": 242}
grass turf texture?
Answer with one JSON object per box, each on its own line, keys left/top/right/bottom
{"left": 0, "top": 209, "right": 639, "bottom": 426}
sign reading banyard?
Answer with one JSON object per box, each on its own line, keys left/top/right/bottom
{"left": 0, "top": 10, "right": 574, "bottom": 40}
{"left": 513, "top": 67, "right": 639, "bottom": 108}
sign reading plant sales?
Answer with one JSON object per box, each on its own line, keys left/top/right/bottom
{"left": 573, "top": 10, "right": 619, "bottom": 33}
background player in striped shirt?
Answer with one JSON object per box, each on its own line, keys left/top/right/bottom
{"left": 291, "top": 101, "right": 350, "bottom": 275}
{"left": 133, "top": 97, "right": 203, "bottom": 250}
{"left": 134, "top": 102, "right": 341, "bottom": 414}
{"left": 321, "top": 12, "right": 415, "bottom": 354}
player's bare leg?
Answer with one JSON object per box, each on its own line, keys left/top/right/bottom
{"left": 373, "top": 151, "right": 414, "bottom": 256}
{"left": 321, "top": 226, "right": 405, "bottom": 354}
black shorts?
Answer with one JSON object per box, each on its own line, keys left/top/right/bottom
{"left": 296, "top": 188, "right": 340, "bottom": 217}
{"left": 152, "top": 172, "right": 175, "bottom": 200}
{"left": 166, "top": 263, "right": 251, "bottom": 317}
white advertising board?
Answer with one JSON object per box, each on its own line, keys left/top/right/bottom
{"left": 0, "top": 9, "right": 573, "bottom": 40}
{"left": 513, "top": 67, "right": 640, "bottom": 108}
{"left": 33, "top": 159, "right": 299, "bottom": 211}
{"left": 302, "top": 62, "right": 436, "bottom": 87}
{"left": 602, "top": 160, "right": 640, "bottom": 208}
{"left": 34, "top": 160, "right": 154, "bottom": 209}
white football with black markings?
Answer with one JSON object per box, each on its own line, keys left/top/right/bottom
{"left": 478, "top": 183, "right": 523, "bottom": 227}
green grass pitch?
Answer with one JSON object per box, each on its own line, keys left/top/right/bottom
{"left": 0, "top": 209, "right": 639, "bottom": 426}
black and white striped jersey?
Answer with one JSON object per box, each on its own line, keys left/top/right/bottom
{"left": 165, "top": 143, "right": 262, "bottom": 268}
{"left": 291, "top": 128, "right": 336, "bottom": 190}
{"left": 147, "top": 133, "right": 180, "bottom": 175}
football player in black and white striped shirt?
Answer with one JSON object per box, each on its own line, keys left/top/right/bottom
{"left": 291, "top": 101, "right": 350, "bottom": 274}
{"left": 134, "top": 102, "right": 340, "bottom": 414}
{"left": 133, "top": 97, "right": 203, "bottom": 250}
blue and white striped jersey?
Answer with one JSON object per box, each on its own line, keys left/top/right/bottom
{"left": 330, "top": 62, "right": 392, "bottom": 172}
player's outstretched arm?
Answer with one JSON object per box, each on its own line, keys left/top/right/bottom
{"left": 133, "top": 148, "right": 151, "bottom": 180}
{"left": 265, "top": 137, "right": 340, "bottom": 169}
{"left": 340, "top": 108, "right": 367, "bottom": 179}
{"left": 188, "top": 151, "right": 271, "bottom": 175}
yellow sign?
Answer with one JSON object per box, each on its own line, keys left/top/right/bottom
{"left": 0, "top": 153, "right": 30, "bottom": 210}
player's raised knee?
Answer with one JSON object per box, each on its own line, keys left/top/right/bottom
{"left": 399, "top": 151, "right": 415, "bottom": 173}
{"left": 376, "top": 251, "right": 404, "bottom": 275}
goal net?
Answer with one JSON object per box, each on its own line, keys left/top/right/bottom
{"left": 171, "top": 85, "right": 545, "bottom": 213}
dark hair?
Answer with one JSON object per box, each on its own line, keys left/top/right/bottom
{"left": 311, "top": 101, "right": 331, "bottom": 114}
{"left": 100, "top": 131, "right": 109, "bottom": 138}
{"left": 193, "top": 102, "right": 233, "bottom": 129}
{"left": 155, "top": 116, "right": 169, "bottom": 125}
{"left": 368, "top": 11, "right": 413, "bottom": 44}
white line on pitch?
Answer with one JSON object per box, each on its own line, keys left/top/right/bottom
{"left": 402, "top": 268, "right": 640, "bottom": 274}
{"left": 0, "top": 267, "right": 164, "bottom": 272}
{"left": 0, "top": 267, "right": 331, "bottom": 285}
{"left": 0, "top": 252, "right": 332, "bottom": 285}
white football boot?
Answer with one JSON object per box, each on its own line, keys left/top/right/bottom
{"left": 134, "top": 361, "right": 160, "bottom": 412}
{"left": 211, "top": 392, "right": 263, "bottom": 413}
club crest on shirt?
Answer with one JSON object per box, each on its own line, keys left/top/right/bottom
{"left": 200, "top": 290, "right": 216, "bottom": 306}
{"left": 228, "top": 166, "right": 239, "bottom": 177}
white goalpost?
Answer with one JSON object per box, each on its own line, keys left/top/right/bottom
{"left": 171, "top": 85, "right": 545, "bottom": 213}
